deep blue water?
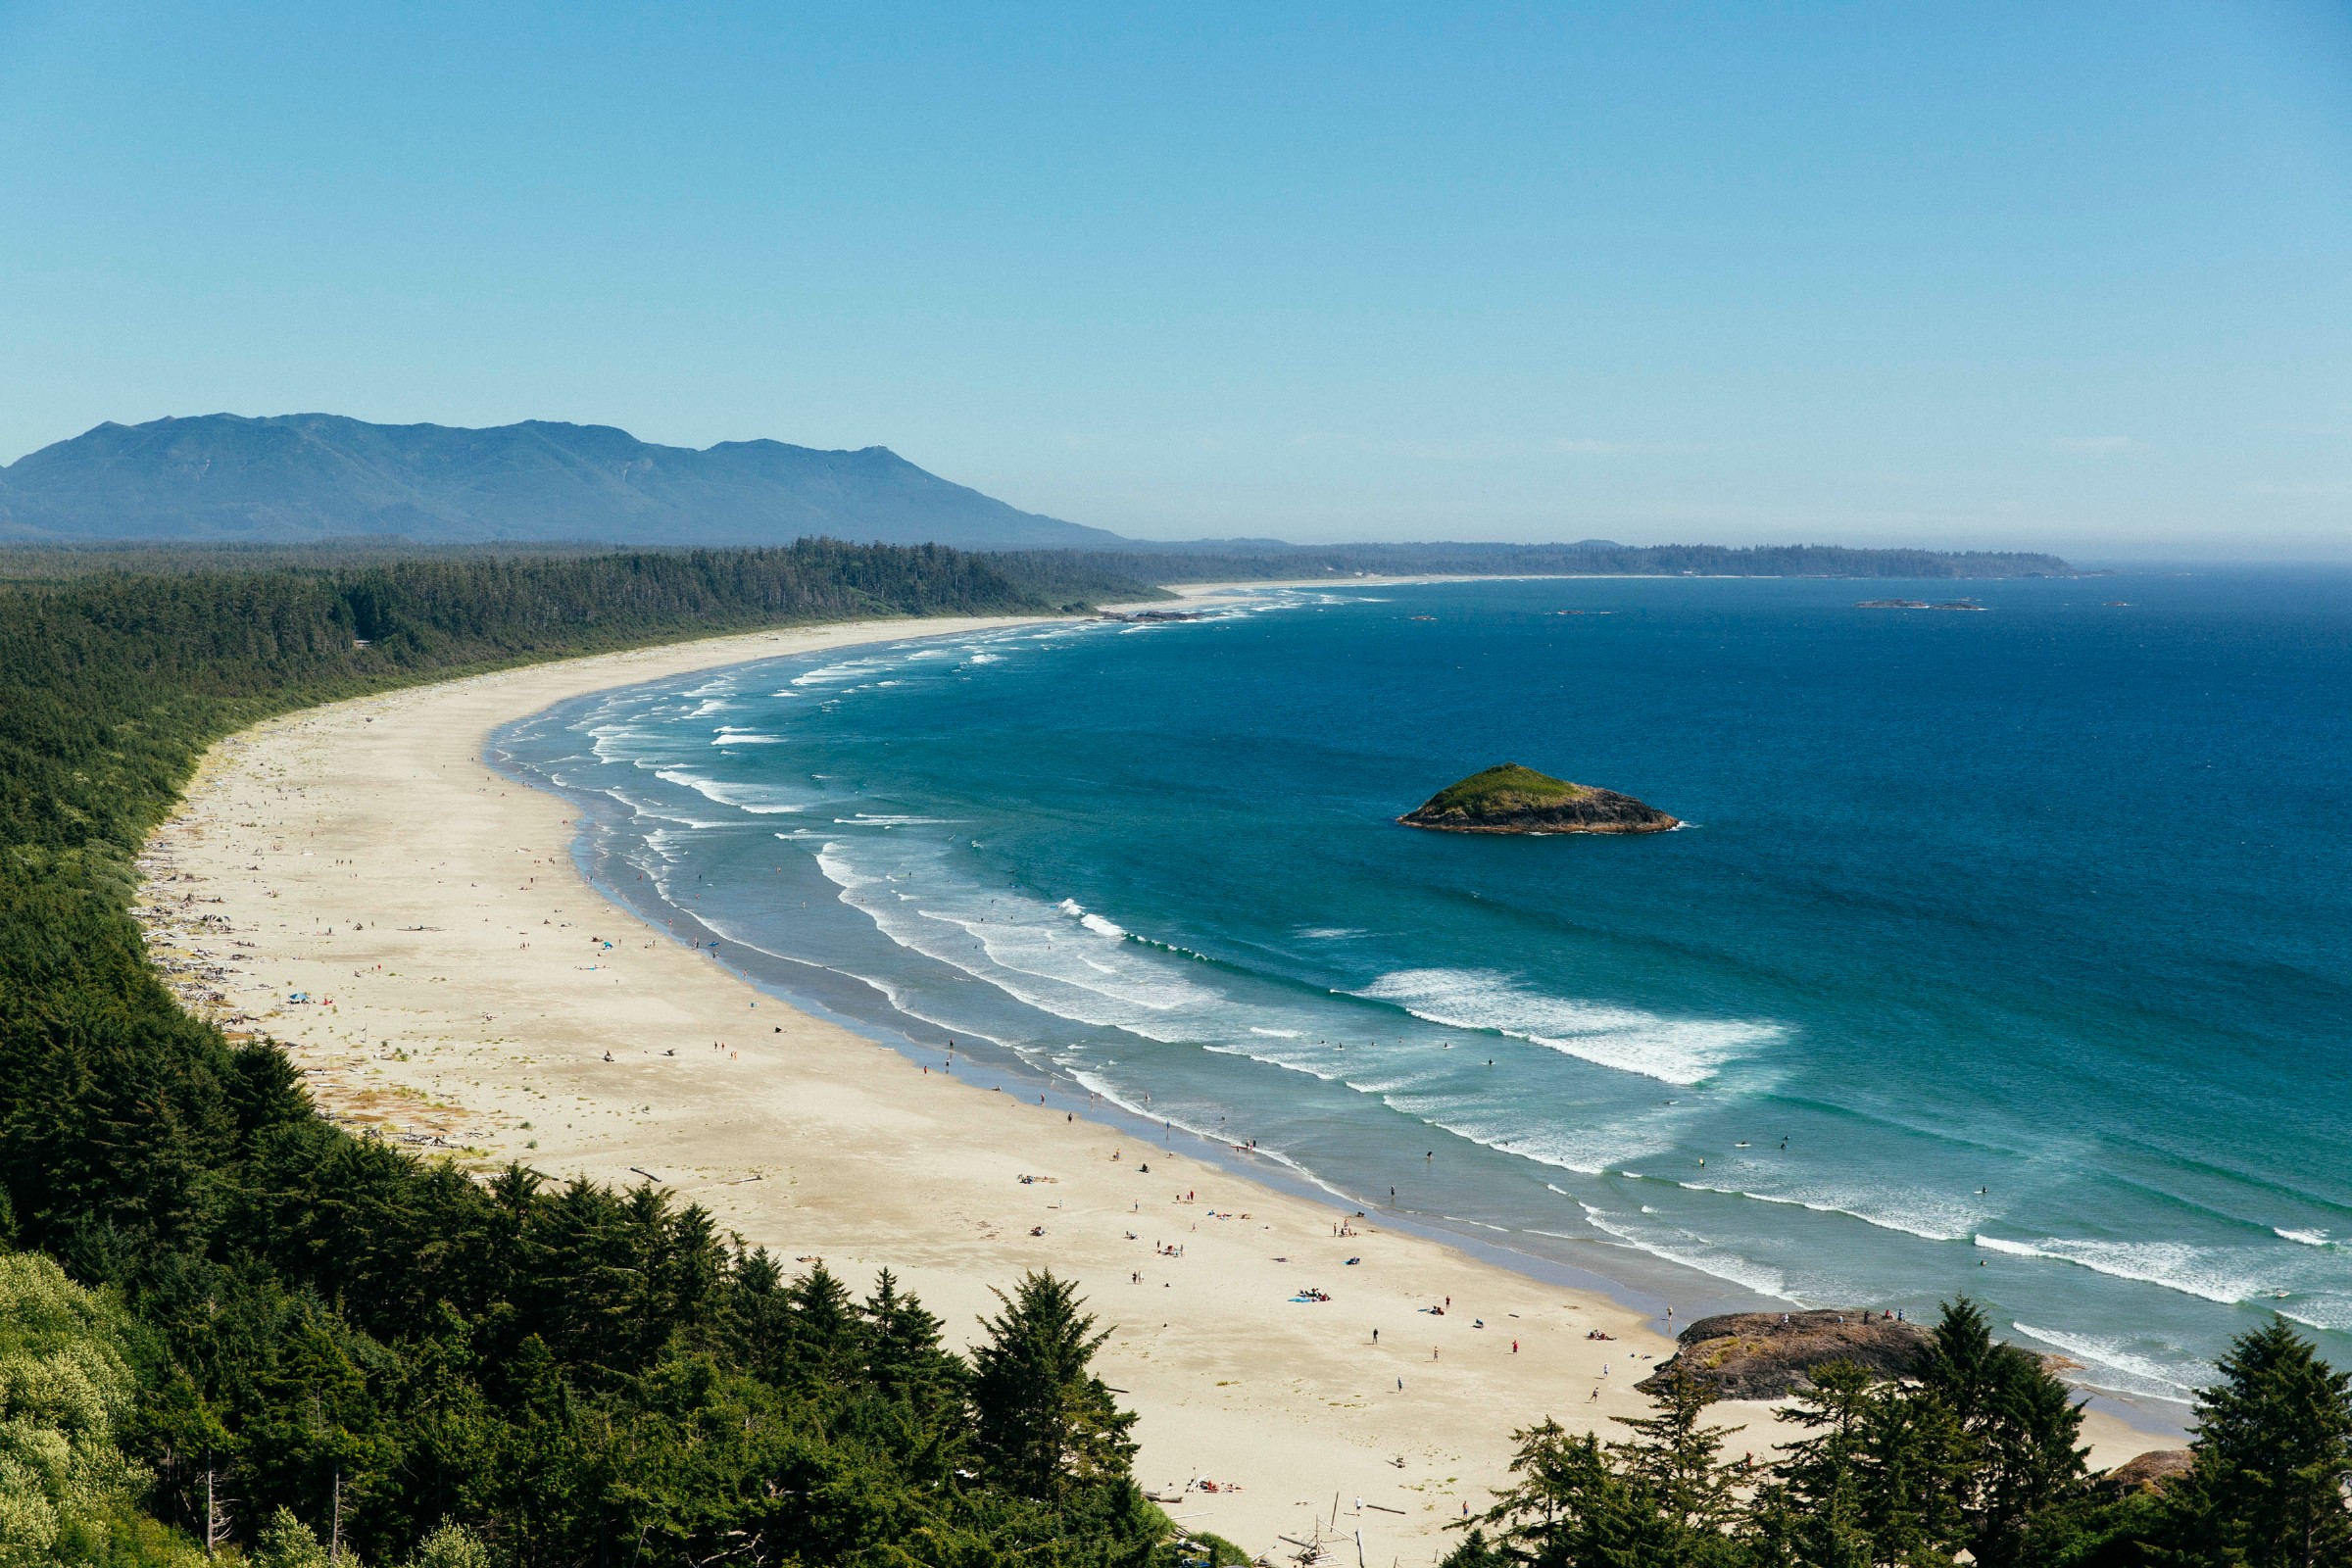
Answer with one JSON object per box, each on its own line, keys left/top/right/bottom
{"left": 494, "top": 571, "right": 2352, "bottom": 1407}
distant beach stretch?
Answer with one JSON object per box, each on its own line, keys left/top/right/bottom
{"left": 138, "top": 582, "right": 2280, "bottom": 1552}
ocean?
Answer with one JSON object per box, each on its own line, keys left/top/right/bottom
{"left": 491, "top": 570, "right": 2352, "bottom": 1413}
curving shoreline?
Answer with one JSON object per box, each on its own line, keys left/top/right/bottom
{"left": 133, "top": 608, "right": 2173, "bottom": 1557}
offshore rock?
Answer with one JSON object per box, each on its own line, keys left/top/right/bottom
{"left": 1399, "top": 762, "right": 1678, "bottom": 835}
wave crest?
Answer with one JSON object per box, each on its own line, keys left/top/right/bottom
{"left": 1355, "top": 968, "right": 1775, "bottom": 1085}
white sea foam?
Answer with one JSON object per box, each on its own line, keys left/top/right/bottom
{"left": 1067, "top": 1069, "right": 1153, "bottom": 1119}
{"left": 2277, "top": 1227, "right": 2333, "bottom": 1247}
{"left": 1676, "top": 1181, "right": 1980, "bottom": 1244}
{"left": 2009, "top": 1322, "right": 2202, "bottom": 1400}
{"left": 1578, "top": 1203, "right": 1793, "bottom": 1300}
{"left": 1418, "top": 1112, "right": 1648, "bottom": 1176}
{"left": 653, "top": 768, "right": 807, "bottom": 814}
{"left": 791, "top": 659, "right": 891, "bottom": 687}
{"left": 586, "top": 723, "right": 655, "bottom": 764}
{"left": 1974, "top": 1235, "right": 2267, "bottom": 1305}
{"left": 595, "top": 786, "right": 726, "bottom": 830}
{"left": 1250, "top": 1027, "right": 1301, "bottom": 1039}
{"left": 2279, "top": 1301, "right": 2352, "bottom": 1333}
{"left": 817, "top": 842, "right": 1225, "bottom": 1037}
{"left": 1035, "top": 898, "right": 1125, "bottom": 939}
{"left": 710, "top": 730, "right": 787, "bottom": 745}
{"left": 1354, "top": 968, "right": 1775, "bottom": 1086}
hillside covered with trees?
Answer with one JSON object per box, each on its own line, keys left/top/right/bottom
{"left": 0, "top": 543, "right": 1199, "bottom": 1565}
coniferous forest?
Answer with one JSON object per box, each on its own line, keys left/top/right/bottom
{"left": 0, "top": 544, "right": 2343, "bottom": 1567}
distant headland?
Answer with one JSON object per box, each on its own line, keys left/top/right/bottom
{"left": 1399, "top": 763, "right": 1680, "bottom": 835}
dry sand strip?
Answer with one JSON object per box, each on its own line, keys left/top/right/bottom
{"left": 134, "top": 612, "right": 2169, "bottom": 1562}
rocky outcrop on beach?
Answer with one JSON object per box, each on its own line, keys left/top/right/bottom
{"left": 1638, "top": 1310, "right": 1931, "bottom": 1398}
{"left": 2099, "top": 1449, "right": 2192, "bottom": 1495}
{"left": 1399, "top": 762, "right": 1678, "bottom": 835}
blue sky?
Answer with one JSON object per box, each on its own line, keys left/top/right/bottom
{"left": 3, "top": 3, "right": 2348, "bottom": 556}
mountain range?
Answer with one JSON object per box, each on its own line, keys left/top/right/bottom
{"left": 0, "top": 414, "right": 1125, "bottom": 550}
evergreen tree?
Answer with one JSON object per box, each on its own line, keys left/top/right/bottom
{"left": 1971, "top": 1347, "right": 2089, "bottom": 1568}
{"left": 1449, "top": 1418, "right": 1648, "bottom": 1568}
{"left": 1917, "top": 1299, "right": 2004, "bottom": 1431}
{"left": 860, "top": 1267, "right": 965, "bottom": 1419}
{"left": 1609, "top": 1365, "right": 1752, "bottom": 1542}
{"left": 968, "top": 1271, "right": 1137, "bottom": 1502}
{"left": 1759, "top": 1356, "right": 1970, "bottom": 1568}
{"left": 241, "top": 1310, "right": 396, "bottom": 1563}
{"left": 1916, "top": 1298, "right": 2088, "bottom": 1568}
{"left": 2163, "top": 1316, "right": 2352, "bottom": 1568}
{"left": 1756, "top": 1360, "right": 1882, "bottom": 1568}
{"left": 725, "top": 1244, "right": 794, "bottom": 1388}
{"left": 782, "top": 1262, "right": 863, "bottom": 1392}
{"left": 1453, "top": 1373, "right": 1748, "bottom": 1568}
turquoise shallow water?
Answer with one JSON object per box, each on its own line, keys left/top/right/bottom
{"left": 494, "top": 571, "right": 2352, "bottom": 1409}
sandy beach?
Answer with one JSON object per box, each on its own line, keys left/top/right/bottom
{"left": 132, "top": 611, "right": 2170, "bottom": 1562}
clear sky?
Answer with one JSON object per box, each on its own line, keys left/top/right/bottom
{"left": 3, "top": 3, "right": 2348, "bottom": 557}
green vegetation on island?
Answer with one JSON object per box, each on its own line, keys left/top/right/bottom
{"left": 1401, "top": 762, "right": 1681, "bottom": 834}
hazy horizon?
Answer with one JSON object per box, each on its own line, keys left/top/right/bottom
{"left": 4, "top": 5, "right": 2348, "bottom": 559}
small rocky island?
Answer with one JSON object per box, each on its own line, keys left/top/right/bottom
{"left": 1399, "top": 762, "right": 1679, "bottom": 835}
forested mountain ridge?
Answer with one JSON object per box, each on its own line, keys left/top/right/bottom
{"left": 0, "top": 414, "right": 1128, "bottom": 550}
